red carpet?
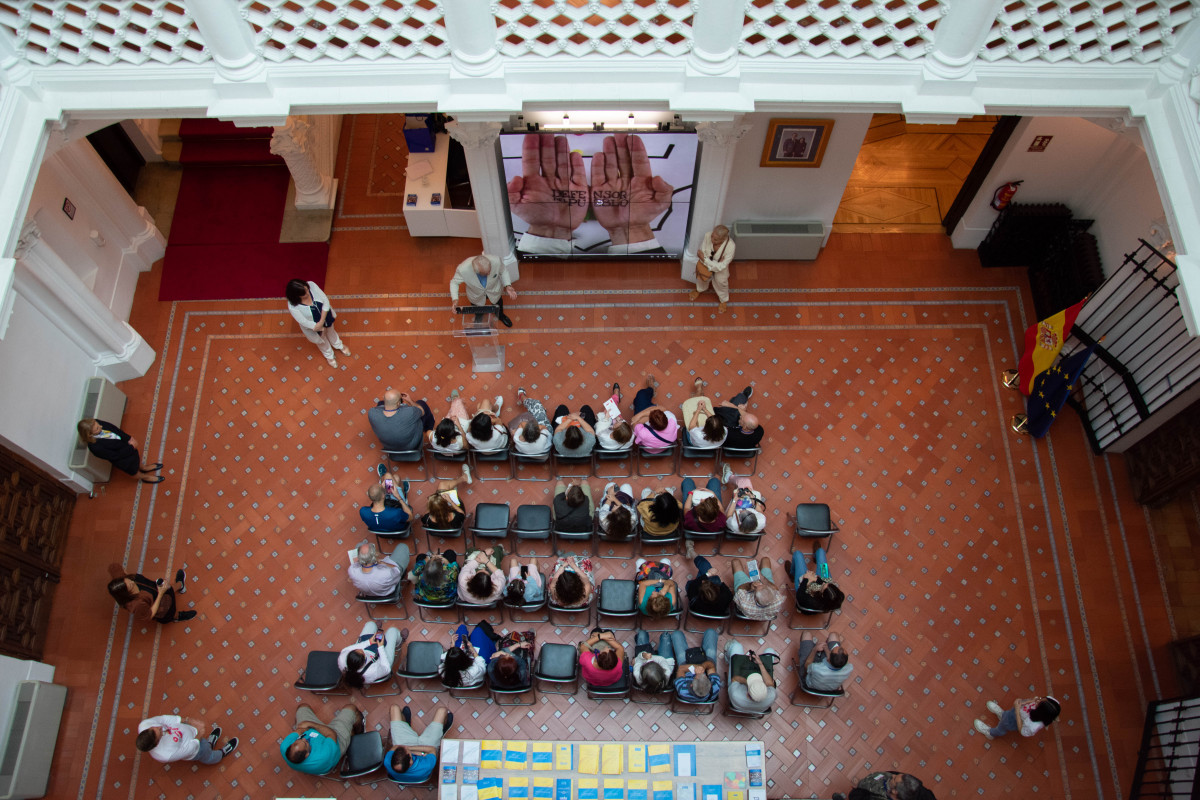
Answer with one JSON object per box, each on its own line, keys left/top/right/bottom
{"left": 159, "top": 242, "right": 329, "bottom": 302}
{"left": 162, "top": 124, "right": 329, "bottom": 301}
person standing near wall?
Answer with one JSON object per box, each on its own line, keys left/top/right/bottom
{"left": 285, "top": 279, "right": 350, "bottom": 368}
{"left": 689, "top": 225, "right": 736, "bottom": 313}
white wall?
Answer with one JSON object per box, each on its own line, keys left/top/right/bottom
{"left": 721, "top": 112, "right": 872, "bottom": 240}
{"left": 951, "top": 116, "right": 1165, "bottom": 277}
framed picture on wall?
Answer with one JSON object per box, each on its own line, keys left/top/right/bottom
{"left": 760, "top": 118, "right": 834, "bottom": 168}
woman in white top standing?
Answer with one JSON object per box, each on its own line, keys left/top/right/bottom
{"left": 974, "top": 695, "right": 1061, "bottom": 741}
{"left": 286, "top": 279, "right": 350, "bottom": 367}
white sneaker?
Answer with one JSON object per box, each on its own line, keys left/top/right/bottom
{"left": 986, "top": 700, "right": 1004, "bottom": 717}
{"left": 326, "top": 357, "right": 339, "bottom": 368}
{"left": 493, "top": 395, "right": 504, "bottom": 414}
{"left": 973, "top": 719, "right": 994, "bottom": 740}
{"left": 721, "top": 463, "right": 734, "bottom": 484}
{"left": 462, "top": 464, "right": 473, "bottom": 485}
{"left": 338, "top": 344, "right": 351, "bottom": 356}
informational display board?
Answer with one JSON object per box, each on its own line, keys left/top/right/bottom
{"left": 500, "top": 131, "right": 698, "bottom": 260}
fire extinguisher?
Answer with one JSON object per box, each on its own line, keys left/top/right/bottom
{"left": 991, "top": 180, "right": 1023, "bottom": 211}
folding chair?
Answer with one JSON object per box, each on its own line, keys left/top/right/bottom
{"left": 421, "top": 518, "right": 466, "bottom": 553}
{"left": 381, "top": 447, "right": 427, "bottom": 479}
{"left": 671, "top": 687, "right": 718, "bottom": 715}
{"left": 639, "top": 527, "right": 681, "bottom": 558}
{"left": 445, "top": 674, "right": 489, "bottom": 701}
{"left": 360, "top": 662, "right": 402, "bottom": 698}
{"left": 595, "top": 512, "right": 639, "bottom": 561}
{"left": 295, "top": 650, "right": 350, "bottom": 696}
{"left": 534, "top": 642, "right": 581, "bottom": 696}
{"left": 489, "top": 650, "right": 539, "bottom": 706}
{"left": 414, "top": 595, "right": 457, "bottom": 624}
{"left": 637, "top": 588, "right": 683, "bottom": 633}
{"left": 372, "top": 522, "right": 412, "bottom": 558}
{"left": 636, "top": 440, "right": 679, "bottom": 478}
{"left": 339, "top": 729, "right": 387, "bottom": 784}
{"left": 553, "top": 517, "right": 594, "bottom": 557}
{"left": 789, "top": 596, "right": 837, "bottom": 631}
{"left": 547, "top": 596, "right": 593, "bottom": 629}
{"left": 682, "top": 526, "right": 723, "bottom": 557}
{"left": 720, "top": 525, "right": 764, "bottom": 557}
{"left": 728, "top": 604, "right": 772, "bottom": 638}
{"left": 683, "top": 598, "right": 731, "bottom": 634}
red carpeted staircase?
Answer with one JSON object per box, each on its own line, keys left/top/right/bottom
{"left": 160, "top": 120, "right": 328, "bottom": 301}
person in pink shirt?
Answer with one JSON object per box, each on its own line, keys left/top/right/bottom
{"left": 578, "top": 627, "right": 626, "bottom": 686}
{"left": 628, "top": 376, "right": 678, "bottom": 453}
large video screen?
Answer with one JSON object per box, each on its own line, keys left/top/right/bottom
{"left": 501, "top": 131, "right": 697, "bottom": 259}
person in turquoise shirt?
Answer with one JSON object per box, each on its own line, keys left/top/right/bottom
{"left": 280, "top": 703, "right": 362, "bottom": 775}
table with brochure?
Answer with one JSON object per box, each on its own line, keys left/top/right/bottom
{"left": 438, "top": 740, "right": 769, "bottom": 800}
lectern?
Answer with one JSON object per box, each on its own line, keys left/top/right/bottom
{"left": 454, "top": 306, "right": 504, "bottom": 373}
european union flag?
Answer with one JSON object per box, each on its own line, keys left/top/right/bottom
{"left": 1025, "top": 343, "right": 1097, "bottom": 438}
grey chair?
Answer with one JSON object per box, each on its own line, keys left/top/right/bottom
{"left": 534, "top": 642, "right": 580, "bottom": 696}
{"left": 552, "top": 516, "right": 594, "bottom": 557}
{"left": 682, "top": 525, "right": 722, "bottom": 557}
{"left": 720, "top": 445, "right": 760, "bottom": 478}
{"left": 789, "top": 503, "right": 838, "bottom": 548}
{"left": 594, "top": 446, "right": 633, "bottom": 479}
{"left": 511, "top": 503, "right": 554, "bottom": 558}
{"left": 420, "top": 517, "right": 466, "bottom": 553}
{"left": 584, "top": 658, "right": 631, "bottom": 702}
{"left": 511, "top": 447, "right": 552, "bottom": 482}
{"left": 470, "top": 445, "right": 513, "bottom": 482}
{"left": 427, "top": 445, "right": 468, "bottom": 480}
{"left": 469, "top": 502, "right": 511, "bottom": 552}
{"left": 395, "top": 641, "right": 444, "bottom": 692}
{"left": 790, "top": 657, "right": 846, "bottom": 709}
{"left": 636, "top": 438, "right": 679, "bottom": 478}
{"left": 504, "top": 572, "right": 550, "bottom": 624}
{"left": 339, "top": 730, "right": 387, "bottom": 784}
{"left": 679, "top": 442, "right": 721, "bottom": 479}
{"left": 381, "top": 447, "right": 427, "bottom": 479}
{"left": 371, "top": 521, "right": 413, "bottom": 559}
{"left": 356, "top": 579, "right": 409, "bottom": 623}
{"left": 295, "top": 650, "right": 350, "bottom": 696}
{"left": 553, "top": 449, "right": 594, "bottom": 480}
{"left": 596, "top": 578, "right": 638, "bottom": 631}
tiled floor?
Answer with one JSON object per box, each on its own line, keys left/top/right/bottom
{"left": 42, "top": 115, "right": 1188, "bottom": 800}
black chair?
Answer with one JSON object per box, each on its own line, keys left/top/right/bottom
{"left": 534, "top": 642, "right": 580, "bottom": 696}
{"left": 636, "top": 438, "right": 679, "bottom": 478}
{"left": 682, "top": 580, "right": 731, "bottom": 634}
{"left": 414, "top": 594, "right": 458, "bottom": 624}
{"left": 470, "top": 445, "right": 513, "bottom": 482}
{"left": 670, "top": 677, "right": 718, "bottom": 715}
{"left": 504, "top": 572, "right": 550, "bottom": 624}
{"left": 790, "top": 657, "right": 846, "bottom": 709}
{"left": 456, "top": 595, "right": 503, "bottom": 626}
{"left": 395, "top": 641, "right": 444, "bottom": 692}
{"left": 789, "top": 503, "right": 838, "bottom": 548}
{"left": 637, "top": 582, "right": 683, "bottom": 633}
{"left": 295, "top": 651, "right": 350, "bottom": 696}
{"left": 720, "top": 524, "right": 764, "bottom": 557}
{"left": 371, "top": 522, "right": 412, "bottom": 558}
{"left": 360, "top": 661, "right": 402, "bottom": 698}
{"left": 511, "top": 447, "right": 552, "bottom": 482}
{"left": 381, "top": 447, "right": 427, "bottom": 478}
{"left": 356, "top": 579, "right": 409, "bottom": 623}
{"left": 595, "top": 511, "right": 639, "bottom": 561}
{"left": 444, "top": 673, "right": 489, "bottom": 700}
{"left": 339, "top": 730, "right": 387, "bottom": 783}
{"left": 720, "top": 445, "right": 760, "bottom": 478}
{"left": 553, "top": 449, "right": 594, "bottom": 480}
{"left": 594, "top": 446, "right": 633, "bottom": 479}
{"left": 511, "top": 503, "right": 554, "bottom": 558}
{"left": 596, "top": 578, "right": 638, "bottom": 631}
{"left": 427, "top": 445, "right": 468, "bottom": 480}
{"left": 488, "top": 651, "right": 539, "bottom": 706}
{"left": 585, "top": 658, "right": 631, "bottom": 701}
{"left": 553, "top": 516, "right": 594, "bottom": 557}
{"left": 722, "top": 693, "right": 771, "bottom": 720}
{"left": 639, "top": 526, "right": 682, "bottom": 558}
{"left": 789, "top": 595, "right": 837, "bottom": 631}
{"left": 469, "top": 502, "right": 511, "bottom": 551}
{"left": 387, "top": 744, "right": 440, "bottom": 788}
{"left": 420, "top": 513, "right": 466, "bottom": 553}
{"left": 547, "top": 596, "right": 592, "bottom": 629}
{"left": 679, "top": 442, "right": 721, "bottom": 479}
{"left": 682, "top": 525, "right": 722, "bottom": 557}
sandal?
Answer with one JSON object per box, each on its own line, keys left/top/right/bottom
{"left": 140, "top": 475, "right": 165, "bottom": 484}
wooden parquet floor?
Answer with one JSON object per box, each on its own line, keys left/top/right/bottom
{"left": 37, "top": 116, "right": 1189, "bottom": 800}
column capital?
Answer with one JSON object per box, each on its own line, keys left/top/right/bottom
{"left": 695, "top": 120, "right": 752, "bottom": 147}
{"left": 923, "top": 0, "right": 1005, "bottom": 81}
{"left": 270, "top": 115, "right": 338, "bottom": 210}
{"left": 446, "top": 121, "right": 503, "bottom": 151}
{"left": 14, "top": 220, "right": 40, "bottom": 260}
{"left": 187, "top": 0, "right": 266, "bottom": 83}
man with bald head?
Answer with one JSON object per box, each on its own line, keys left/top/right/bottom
{"left": 713, "top": 384, "right": 765, "bottom": 450}
{"left": 450, "top": 252, "right": 518, "bottom": 327}
{"left": 369, "top": 389, "right": 434, "bottom": 454}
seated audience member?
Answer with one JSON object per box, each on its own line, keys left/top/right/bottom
{"left": 409, "top": 551, "right": 459, "bottom": 604}
{"left": 668, "top": 629, "right": 721, "bottom": 703}
{"left": 723, "top": 641, "right": 779, "bottom": 713}
{"left": 339, "top": 622, "right": 407, "bottom": 690}
{"left": 360, "top": 470, "right": 413, "bottom": 533}
{"left": 136, "top": 713, "right": 238, "bottom": 764}
{"left": 712, "top": 385, "right": 765, "bottom": 450}
{"left": 548, "top": 556, "right": 594, "bottom": 608}
{"left": 458, "top": 547, "right": 506, "bottom": 604}
{"left": 464, "top": 396, "right": 509, "bottom": 451}
{"left": 509, "top": 388, "right": 552, "bottom": 455}
{"left": 595, "top": 385, "right": 633, "bottom": 451}
{"left": 845, "top": 771, "right": 935, "bottom": 800}
{"left": 721, "top": 464, "right": 767, "bottom": 534}
{"left": 348, "top": 541, "right": 406, "bottom": 597}
{"left": 488, "top": 630, "right": 535, "bottom": 689}
{"left": 370, "top": 389, "right": 435, "bottom": 454}
{"left": 730, "top": 557, "right": 784, "bottom": 621}
{"left": 107, "top": 563, "right": 194, "bottom": 624}
{"left": 785, "top": 547, "right": 846, "bottom": 612}
{"left": 553, "top": 480, "right": 593, "bottom": 532}
{"left": 682, "top": 378, "right": 727, "bottom": 449}
{"left": 682, "top": 475, "right": 727, "bottom": 532}
{"left": 631, "top": 631, "right": 677, "bottom": 693}
{"left": 579, "top": 627, "right": 626, "bottom": 687}
{"left": 634, "top": 558, "right": 677, "bottom": 619}
{"left": 637, "top": 486, "right": 682, "bottom": 539}
{"left": 598, "top": 482, "right": 637, "bottom": 542}
{"left": 440, "top": 621, "right": 498, "bottom": 687}
{"left": 421, "top": 468, "right": 470, "bottom": 531}
{"left": 629, "top": 376, "right": 679, "bottom": 454}
{"left": 427, "top": 390, "right": 468, "bottom": 455}
{"left": 385, "top": 705, "right": 451, "bottom": 783}
{"left": 280, "top": 702, "right": 362, "bottom": 775}
{"left": 683, "top": 543, "right": 733, "bottom": 616}
{"left": 502, "top": 555, "right": 545, "bottom": 606}
{"left": 552, "top": 405, "right": 598, "bottom": 457}
{"left": 797, "top": 631, "right": 854, "bottom": 692}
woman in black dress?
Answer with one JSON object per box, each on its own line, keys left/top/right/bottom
{"left": 77, "top": 418, "right": 164, "bottom": 483}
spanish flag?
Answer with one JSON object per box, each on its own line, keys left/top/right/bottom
{"left": 1017, "top": 298, "right": 1087, "bottom": 395}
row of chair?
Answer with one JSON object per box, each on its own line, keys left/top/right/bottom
{"left": 382, "top": 440, "right": 762, "bottom": 482}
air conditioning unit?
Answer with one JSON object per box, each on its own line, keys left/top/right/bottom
{"left": 731, "top": 220, "right": 825, "bottom": 260}
{"left": 0, "top": 681, "right": 67, "bottom": 800}
{"left": 67, "top": 376, "right": 128, "bottom": 484}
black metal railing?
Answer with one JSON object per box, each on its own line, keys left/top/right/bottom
{"left": 1127, "top": 696, "right": 1200, "bottom": 799}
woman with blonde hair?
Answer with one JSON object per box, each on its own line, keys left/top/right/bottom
{"left": 78, "top": 418, "right": 164, "bottom": 484}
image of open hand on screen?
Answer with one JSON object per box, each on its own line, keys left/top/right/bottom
{"left": 505, "top": 132, "right": 589, "bottom": 241}
{"left": 590, "top": 132, "right": 674, "bottom": 246}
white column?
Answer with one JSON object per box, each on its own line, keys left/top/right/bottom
{"left": 0, "top": 22, "right": 35, "bottom": 91}
{"left": 924, "top": 0, "right": 1005, "bottom": 80}
{"left": 446, "top": 120, "right": 519, "bottom": 280}
{"left": 270, "top": 116, "right": 339, "bottom": 211}
{"left": 13, "top": 222, "right": 154, "bottom": 381}
{"left": 681, "top": 119, "right": 752, "bottom": 279}
{"left": 1154, "top": 15, "right": 1200, "bottom": 92}
{"left": 688, "top": 0, "right": 744, "bottom": 76}
{"left": 187, "top": 0, "right": 266, "bottom": 83}
{"left": 442, "top": 0, "right": 502, "bottom": 77}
